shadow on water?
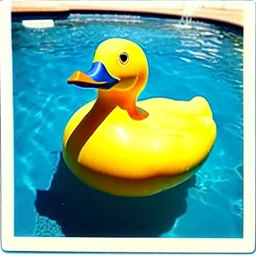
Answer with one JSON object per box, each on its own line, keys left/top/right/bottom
{"left": 35, "top": 153, "right": 196, "bottom": 237}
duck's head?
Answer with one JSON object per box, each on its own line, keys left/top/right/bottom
{"left": 67, "top": 38, "right": 148, "bottom": 95}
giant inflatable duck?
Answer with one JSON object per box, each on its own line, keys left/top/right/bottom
{"left": 62, "top": 38, "right": 217, "bottom": 197}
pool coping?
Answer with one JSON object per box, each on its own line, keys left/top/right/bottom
{"left": 11, "top": 1, "right": 244, "bottom": 28}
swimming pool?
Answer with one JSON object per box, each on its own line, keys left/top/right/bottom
{"left": 12, "top": 13, "right": 243, "bottom": 238}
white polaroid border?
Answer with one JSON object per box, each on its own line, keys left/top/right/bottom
{"left": 1, "top": 0, "right": 255, "bottom": 254}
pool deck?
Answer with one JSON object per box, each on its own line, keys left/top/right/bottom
{"left": 12, "top": 1, "right": 244, "bottom": 27}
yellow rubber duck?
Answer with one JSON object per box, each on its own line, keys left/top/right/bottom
{"left": 63, "top": 38, "right": 217, "bottom": 197}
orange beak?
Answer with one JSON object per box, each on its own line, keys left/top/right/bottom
{"left": 67, "top": 62, "right": 120, "bottom": 89}
{"left": 67, "top": 71, "right": 106, "bottom": 87}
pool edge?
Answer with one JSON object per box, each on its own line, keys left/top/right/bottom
{"left": 11, "top": 1, "right": 244, "bottom": 28}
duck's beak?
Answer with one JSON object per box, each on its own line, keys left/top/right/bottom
{"left": 67, "top": 62, "right": 120, "bottom": 90}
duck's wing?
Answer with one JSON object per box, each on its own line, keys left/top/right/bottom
{"left": 136, "top": 96, "right": 217, "bottom": 175}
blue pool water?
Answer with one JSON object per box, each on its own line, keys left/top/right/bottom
{"left": 12, "top": 14, "right": 243, "bottom": 238}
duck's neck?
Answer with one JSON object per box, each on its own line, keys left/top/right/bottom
{"left": 93, "top": 75, "right": 149, "bottom": 121}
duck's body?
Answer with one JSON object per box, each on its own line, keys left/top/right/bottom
{"left": 63, "top": 38, "right": 217, "bottom": 197}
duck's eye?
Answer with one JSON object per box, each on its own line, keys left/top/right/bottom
{"left": 119, "top": 52, "right": 129, "bottom": 65}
